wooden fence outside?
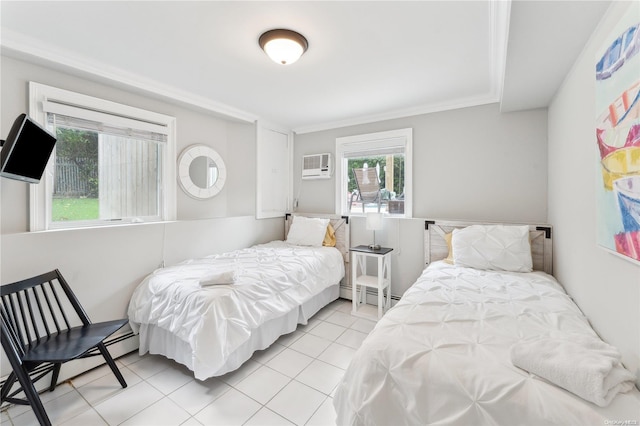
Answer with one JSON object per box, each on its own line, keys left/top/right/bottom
{"left": 54, "top": 157, "right": 97, "bottom": 197}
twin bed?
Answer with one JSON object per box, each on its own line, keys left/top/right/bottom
{"left": 128, "top": 213, "right": 348, "bottom": 380}
{"left": 128, "top": 215, "right": 639, "bottom": 424}
{"left": 334, "top": 220, "right": 640, "bottom": 425}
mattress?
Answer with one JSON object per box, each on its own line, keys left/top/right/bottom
{"left": 128, "top": 241, "right": 344, "bottom": 380}
{"left": 334, "top": 261, "right": 640, "bottom": 425}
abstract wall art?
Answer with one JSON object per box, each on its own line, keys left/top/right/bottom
{"left": 595, "top": 4, "right": 640, "bottom": 264}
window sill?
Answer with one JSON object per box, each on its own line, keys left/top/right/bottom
{"left": 29, "top": 220, "right": 176, "bottom": 234}
{"left": 347, "top": 213, "right": 409, "bottom": 219}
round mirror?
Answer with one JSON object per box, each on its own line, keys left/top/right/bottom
{"left": 178, "top": 145, "right": 226, "bottom": 199}
{"left": 189, "top": 156, "right": 219, "bottom": 189}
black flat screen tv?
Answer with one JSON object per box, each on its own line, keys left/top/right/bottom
{"left": 0, "top": 114, "right": 57, "bottom": 184}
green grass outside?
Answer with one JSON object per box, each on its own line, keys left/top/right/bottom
{"left": 52, "top": 198, "right": 99, "bottom": 222}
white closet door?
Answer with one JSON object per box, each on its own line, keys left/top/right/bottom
{"left": 256, "top": 123, "right": 291, "bottom": 219}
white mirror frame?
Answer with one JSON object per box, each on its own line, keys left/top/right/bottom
{"left": 177, "top": 144, "right": 226, "bottom": 199}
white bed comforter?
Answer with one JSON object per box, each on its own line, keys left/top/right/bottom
{"left": 334, "top": 262, "right": 640, "bottom": 425}
{"left": 128, "top": 241, "right": 344, "bottom": 379}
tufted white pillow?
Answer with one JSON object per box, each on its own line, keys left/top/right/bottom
{"left": 452, "top": 225, "right": 533, "bottom": 272}
{"left": 286, "top": 216, "right": 330, "bottom": 247}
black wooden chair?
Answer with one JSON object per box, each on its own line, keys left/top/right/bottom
{"left": 1, "top": 269, "right": 128, "bottom": 426}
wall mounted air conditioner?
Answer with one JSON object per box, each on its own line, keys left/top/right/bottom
{"left": 302, "top": 153, "right": 332, "bottom": 180}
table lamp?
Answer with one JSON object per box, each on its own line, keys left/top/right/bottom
{"left": 366, "top": 212, "right": 384, "bottom": 250}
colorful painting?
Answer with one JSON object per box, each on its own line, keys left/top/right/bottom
{"left": 595, "top": 5, "right": 640, "bottom": 264}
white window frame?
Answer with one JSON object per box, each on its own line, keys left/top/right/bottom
{"left": 335, "top": 128, "right": 412, "bottom": 217}
{"left": 29, "top": 82, "right": 177, "bottom": 231}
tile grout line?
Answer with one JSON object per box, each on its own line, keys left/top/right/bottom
{"left": 66, "top": 377, "right": 111, "bottom": 426}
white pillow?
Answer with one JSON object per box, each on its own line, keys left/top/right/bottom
{"left": 286, "top": 216, "right": 330, "bottom": 247}
{"left": 452, "top": 225, "right": 533, "bottom": 272}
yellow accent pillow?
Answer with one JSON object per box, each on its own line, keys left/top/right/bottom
{"left": 323, "top": 223, "right": 337, "bottom": 247}
{"left": 443, "top": 232, "right": 454, "bottom": 264}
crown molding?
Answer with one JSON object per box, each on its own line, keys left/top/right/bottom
{"left": 1, "top": 29, "right": 258, "bottom": 124}
{"left": 292, "top": 94, "right": 499, "bottom": 135}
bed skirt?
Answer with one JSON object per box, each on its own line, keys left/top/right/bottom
{"left": 137, "top": 283, "right": 339, "bottom": 378}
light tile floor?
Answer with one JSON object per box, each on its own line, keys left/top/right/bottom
{"left": 1, "top": 299, "right": 379, "bottom": 426}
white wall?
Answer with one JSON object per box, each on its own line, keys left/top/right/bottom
{"left": 226, "top": 122, "right": 257, "bottom": 217}
{"left": 0, "top": 56, "right": 282, "bottom": 380}
{"left": 294, "top": 103, "right": 549, "bottom": 296}
{"left": 548, "top": 1, "right": 640, "bottom": 386}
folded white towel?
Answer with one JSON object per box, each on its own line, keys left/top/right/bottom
{"left": 199, "top": 269, "right": 236, "bottom": 286}
{"left": 510, "top": 333, "right": 637, "bottom": 407}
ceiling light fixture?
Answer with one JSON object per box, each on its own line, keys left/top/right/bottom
{"left": 259, "top": 29, "right": 308, "bottom": 65}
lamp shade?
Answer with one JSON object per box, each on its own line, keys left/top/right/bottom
{"left": 366, "top": 212, "right": 384, "bottom": 231}
{"left": 259, "top": 29, "right": 308, "bottom": 65}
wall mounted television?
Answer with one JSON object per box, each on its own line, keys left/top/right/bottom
{"left": 0, "top": 113, "right": 57, "bottom": 184}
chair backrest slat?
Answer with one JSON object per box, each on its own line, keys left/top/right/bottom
{"left": 15, "top": 292, "right": 34, "bottom": 348}
{"left": 24, "top": 288, "right": 43, "bottom": 345}
{"left": 46, "top": 280, "right": 71, "bottom": 330}
{"left": 31, "top": 286, "right": 52, "bottom": 339}
{"left": 9, "top": 294, "right": 28, "bottom": 348}
{"left": 41, "top": 281, "right": 62, "bottom": 333}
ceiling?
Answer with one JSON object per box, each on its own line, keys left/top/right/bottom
{"left": 0, "top": 1, "right": 611, "bottom": 134}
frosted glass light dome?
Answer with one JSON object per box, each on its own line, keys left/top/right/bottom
{"left": 259, "top": 29, "right": 308, "bottom": 65}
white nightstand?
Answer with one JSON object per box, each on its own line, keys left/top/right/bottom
{"left": 350, "top": 245, "right": 393, "bottom": 319}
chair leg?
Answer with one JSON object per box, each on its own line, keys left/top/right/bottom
{"left": 48, "top": 363, "right": 61, "bottom": 392}
{"left": 97, "top": 343, "right": 127, "bottom": 388}
{"left": 0, "top": 371, "right": 17, "bottom": 403}
{"left": 14, "top": 367, "right": 51, "bottom": 426}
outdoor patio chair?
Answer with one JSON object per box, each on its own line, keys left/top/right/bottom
{"left": 1, "top": 269, "right": 128, "bottom": 426}
{"left": 350, "top": 167, "right": 382, "bottom": 212}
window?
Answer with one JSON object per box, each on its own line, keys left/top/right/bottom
{"left": 335, "top": 128, "right": 412, "bottom": 217}
{"left": 29, "top": 82, "right": 176, "bottom": 230}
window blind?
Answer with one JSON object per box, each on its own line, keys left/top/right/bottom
{"left": 43, "top": 99, "right": 169, "bottom": 142}
{"left": 340, "top": 136, "right": 406, "bottom": 158}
